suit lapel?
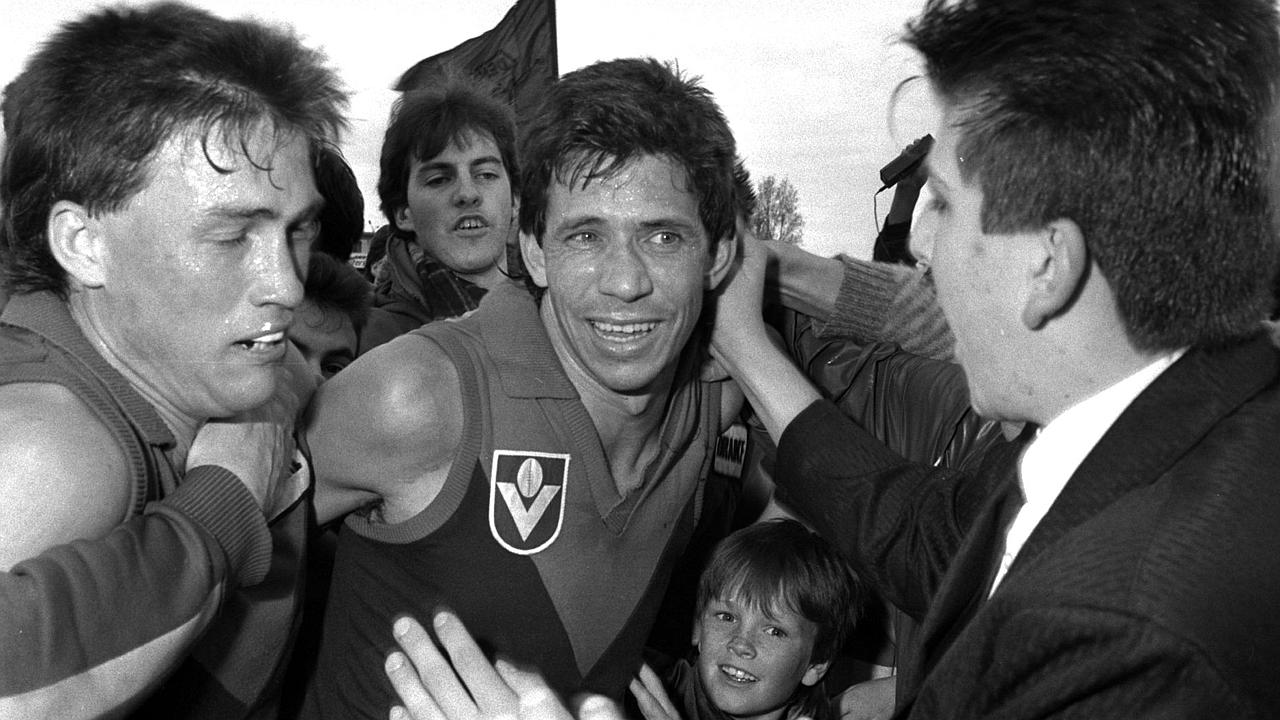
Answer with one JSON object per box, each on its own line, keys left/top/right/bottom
{"left": 1012, "top": 335, "right": 1278, "bottom": 577}
{"left": 905, "top": 441, "right": 1023, "bottom": 692}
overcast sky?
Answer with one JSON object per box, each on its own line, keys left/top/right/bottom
{"left": 0, "top": 0, "right": 935, "bottom": 258}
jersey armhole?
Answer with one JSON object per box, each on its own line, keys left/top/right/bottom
{"left": 342, "top": 330, "right": 488, "bottom": 544}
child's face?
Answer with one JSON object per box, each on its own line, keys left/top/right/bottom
{"left": 692, "top": 595, "right": 828, "bottom": 720}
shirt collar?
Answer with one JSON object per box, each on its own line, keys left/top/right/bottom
{"left": 1019, "top": 348, "right": 1186, "bottom": 509}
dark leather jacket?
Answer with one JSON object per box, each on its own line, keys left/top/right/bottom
{"left": 777, "top": 309, "right": 1005, "bottom": 472}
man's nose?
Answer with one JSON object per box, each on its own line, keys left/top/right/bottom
{"left": 454, "top": 176, "right": 481, "bottom": 207}
{"left": 598, "top": 242, "right": 653, "bottom": 301}
{"left": 252, "top": 235, "right": 305, "bottom": 309}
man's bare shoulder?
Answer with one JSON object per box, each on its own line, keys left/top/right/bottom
{"left": 0, "top": 381, "right": 131, "bottom": 568}
{"left": 306, "top": 333, "right": 465, "bottom": 520}
{"left": 0, "top": 382, "right": 130, "bottom": 473}
{"left": 314, "top": 333, "right": 462, "bottom": 441}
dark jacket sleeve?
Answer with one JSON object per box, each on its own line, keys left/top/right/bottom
{"left": 773, "top": 400, "right": 1008, "bottom": 620}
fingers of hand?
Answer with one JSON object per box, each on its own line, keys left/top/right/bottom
{"left": 635, "top": 664, "right": 678, "bottom": 718}
{"left": 627, "top": 679, "right": 669, "bottom": 720}
{"left": 494, "top": 660, "right": 571, "bottom": 720}
{"left": 635, "top": 662, "right": 661, "bottom": 690}
{"left": 391, "top": 615, "right": 476, "bottom": 720}
{"left": 575, "top": 695, "right": 625, "bottom": 720}
{"left": 431, "top": 611, "right": 518, "bottom": 716}
{"left": 386, "top": 651, "right": 445, "bottom": 720}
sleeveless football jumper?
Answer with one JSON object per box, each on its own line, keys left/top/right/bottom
{"left": 305, "top": 284, "right": 721, "bottom": 719}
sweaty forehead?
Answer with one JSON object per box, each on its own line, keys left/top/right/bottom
{"left": 558, "top": 151, "right": 693, "bottom": 193}
{"left": 548, "top": 154, "right": 701, "bottom": 224}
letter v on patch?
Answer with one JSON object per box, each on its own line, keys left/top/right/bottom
{"left": 489, "top": 450, "right": 570, "bottom": 555}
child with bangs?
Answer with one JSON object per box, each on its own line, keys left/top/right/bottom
{"left": 632, "top": 519, "right": 863, "bottom": 720}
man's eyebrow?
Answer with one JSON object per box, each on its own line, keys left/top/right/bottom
{"left": 204, "top": 197, "right": 323, "bottom": 224}
{"left": 206, "top": 205, "right": 277, "bottom": 221}
{"left": 413, "top": 162, "right": 453, "bottom": 181}
{"left": 555, "top": 216, "right": 703, "bottom": 234}
{"left": 557, "top": 214, "right": 605, "bottom": 230}
{"left": 636, "top": 218, "right": 703, "bottom": 234}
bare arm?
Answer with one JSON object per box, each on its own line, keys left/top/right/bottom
{"left": 763, "top": 240, "right": 846, "bottom": 320}
{"left": 0, "top": 381, "right": 292, "bottom": 718}
{"left": 0, "top": 384, "right": 132, "bottom": 568}
{"left": 306, "top": 334, "right": 463, "bottom": 526}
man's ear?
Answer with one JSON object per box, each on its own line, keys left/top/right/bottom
{"left": 519, "top": 231, "right": 548, "bottom": 288}
{"left": 394, "top": 205, "right": 414, "bottom": 233}
{"left": 800, "top": 658, "right": 831, "bottom": 687}
{"left": 1021, "top": 218, "right": 1087, "bottom": 331}
{"left": 705, "top": 233, "right": 738, "bottom": 291}
{"left": 690, "top": 617, "right": 702, "bottom": 649}
{"left": 47, "top": 200, "right": 107, "bottom": 288}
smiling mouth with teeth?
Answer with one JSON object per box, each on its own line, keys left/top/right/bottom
{"left": 719, "top": 664, "right": 758, "bottom": 683}
{"left": 591, "top": 321, "right": 657, "bottom": 337}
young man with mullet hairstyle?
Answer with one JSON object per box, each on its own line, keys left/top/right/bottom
{"left": 712, "top": 0, "right": 1280, "bottom": 716}
{"left": 360, "top": 84, "right": 523, "bottom": 351}
{"left": 303, "top": 57, "right": 743, "bottom": 718}
{"left": 0, "top": 3, "right": 346, "bottom": 717}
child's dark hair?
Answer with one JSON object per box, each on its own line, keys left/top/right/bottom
{"left": 697, "top": 519, "right": 861, "bottom": 663}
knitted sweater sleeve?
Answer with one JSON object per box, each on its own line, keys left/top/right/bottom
{"left": 0, "top": 465, "right": 271, "bottom": 719}
{"left": 816, "top": 257, "right": 956, "bottom": 362}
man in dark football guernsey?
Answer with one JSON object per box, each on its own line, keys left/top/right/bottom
{"left": 302, "top": 57, "right": 743, "bottom": 718}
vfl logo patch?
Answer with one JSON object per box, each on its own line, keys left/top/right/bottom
{"left": 489, "top": 450, "right": 569, "bottom": 555}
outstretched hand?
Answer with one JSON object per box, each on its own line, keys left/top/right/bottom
{"left": 385, "top": 611, "right": 625, "bottom": 720}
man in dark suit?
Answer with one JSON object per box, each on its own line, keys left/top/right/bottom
{"left": 711, "top": 0, "right": 1280, "bottom": 716}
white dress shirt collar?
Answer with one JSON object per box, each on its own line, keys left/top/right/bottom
{"left": 988, "top": 348, "right": 1186, "bottom": 595}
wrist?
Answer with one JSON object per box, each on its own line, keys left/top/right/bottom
{"left": 771, "top": 247, "right": 840, "bottom": 319}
